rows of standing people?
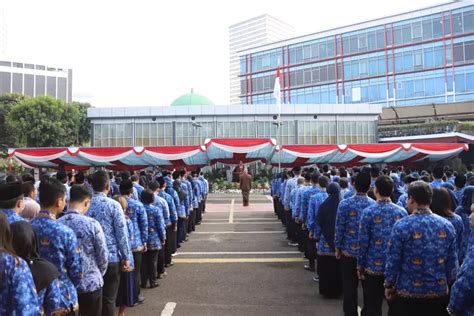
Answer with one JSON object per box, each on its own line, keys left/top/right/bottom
{"left": 271, "top": 165, "right": 474, "bottom": 316}
{"left": 0, "top": 169, "right": 208, "bottom": 316}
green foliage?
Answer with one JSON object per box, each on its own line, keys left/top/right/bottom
{"left": 7, "top": 96, "right": 82, "bottom": 147}
{"left": 0, "top": 93, "right": 28, "bottom": 149}
{"left": 70, "top": 101, "right": 91, "bottom": 145}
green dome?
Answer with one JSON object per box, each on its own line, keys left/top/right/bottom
{"left": 171, "top": 89, "right": 214, "bottom": 106}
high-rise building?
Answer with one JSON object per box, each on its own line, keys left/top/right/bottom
{"left": 239, "top": 1, "right": 474, "bottom": 107}
{"left": 0, "top": 59, "right": 73, "bottom": 102}
{"left": 229, "top": 14, "right": 294, "bottom": 105}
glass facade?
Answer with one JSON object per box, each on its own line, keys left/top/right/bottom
{"left": 240, "top": 5, "right": 474, "bottom": 106}
{"left": 91, "top": 119, "right": 377, "bottom": 147}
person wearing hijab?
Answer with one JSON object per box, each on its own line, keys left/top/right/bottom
{"left": 10, "top": 221, "right": 62, "bottom": 316}
{"left": 0, "top": 212, "right": 40, "bottom": 315}
{"left": 455, "top": 186, "right": 474, "bottom": 263}
{"left": 314, "top": 182, "right": 343, "bottom": 298}
{"left": 357, "top": 175, "right": 407, "bottom": 316}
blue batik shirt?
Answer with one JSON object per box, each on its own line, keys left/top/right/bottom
{"left": 454, "top": 188, "right": 465, "bottom": 206}
{"left": 293, "top": 185, "right": 309, "bottom": 219}
{"left": 335, "top": 194, "right": 376, "bottom": 258}
{"left": 1, "top": 209, "right": 24, "bottom": 224}
{"left": 289, "top": 184, "right": 301, "bottom": 217}
{"left": 299, "top": 186, "right": 320, "bottom": 223}
{"left": 131, "top": 186, "right": 139, "bottom": 201}
{"left": 38, "top": 278, "right": 61, "bottom": 316}
{"left": 179, "top": 181, "right": 190, "bottom": 216}
{"left": 153, "top": 194, "right": 170, "bottom": 226}
{"left": 448, "top": 230, "right": 474, "bottom": 316}
{"left": 357, "top": 201, "right": 408, "bottom": 275}
{"left": 158, "top": 191, "right": 177, "bottom": 223}
{"left": 272, "top": 178, "right": 282, "bottom": 197}
{"left": 314, "top": 212, "right": 335, "bottom": 256}
{"left": 31, "top": 211, "right": 83, "bottom": 311}
{"left": 283, "top": 177, "right": 298, "bottom": 210}
{"left": 199, "top": 176, "right": 207, "bottom": 196}
{"left": 166, "top": 186, "right": 185, "bottom": 218}
{"left": 144, "top": 204, "right": 166, "bottom": 250}
{"left": 133, "top": 183, "right": 145, "bottom": 200}
{"left": 444, "top": 213, "right": 465, "bottom": 264}
{"left": 343, "top": 187, "right": 355, "bottom": 199}
{"left": 385, "top": 211, "right": 458, "bottom": 298}
{"left": 182, "top": 179, "right": 193, "bottom": 212}
{"left": 455, "top": 186, "right": 474, "bottom": 263}
{"left": 279, "top": 180, "right": 287, "bottom": 203}
{"left": 0, "top": 252, "right": 40, "bottom": 315}
{"left": 124, "top": 217, "right": 135, "bottom": 270}
{"left": 192, "top": 179, "right": 203, "bottom": 203}
{"left": 125, "top": 197, "right": 148, "bottom": 252}
{"left": 58, "top": 209, "right": 109, "bottom": 293}
{"left": 87, "top": 192, "right": 132, "bottom": 264}
{"left": 431, "top": 179, "right": 445, "bottom": 188}
{"left": 307, "top": 191, "right": 328, "bottom": 235}
{"left": 397, "top": 192, "right": 409, "bottom": 211}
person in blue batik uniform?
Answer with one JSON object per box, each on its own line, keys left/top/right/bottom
{"left": 30, "top": 178, "right": 83, "bottom": 315}
{"left": 59, "top": 185, "right": 108, "bottom": 316}
{"left": 171, "top": 174, "right": 187, "bottom": 245}
{"left": 164, "top": 174, "right": 182, "bottom": 249}
{"left": 448, "top": 208, "right": 474, "bottom": 316}
{"left": 0, "top": 182, "right": 25, "bottom": 224}
{"left": 455, "top": 186, "right": 474, "bottom": 264}
{"left": 10, "top": 221, "right": 62, "bottom": 316}
{"left": 87, "top": 171, "right": 132, "bottom": 316}
{"left": 198, "top": 172, "right": 208, "bottom": 214}
{"left": 454, "top": 174, "right": 466, "bottom": 205}
{"left": 294, "top": 173, "right": 311, "bottom": 252}
{"left": 396, "top": 173, "right": 419, "bottom": 213}
{"left": 191, "top": 171, "right": 203, "bottom": 225}
{"left": 384, "top": 181, "right": 458, "bottom": 316}
{"left": 131, "top": 175, "right": 145, "bottom": 200}
{"left": 156, "top": 177, "right": 177, "bottom": 268}
{"left": 140, "top": 190, "right": 166, "bottom": 289}
{"left": 288, "top": 176, "right": 304, "bottom": 247}
{"left": 431, "top": 187, "right": 465, "bottom": 265}
{"left": 357, "top": 175, "right": 407, "bottom": 316}
{"left": 430, "top": 165, "right": 445, "bottom": 189}
{"left": 314, "top": 182, "right": 343, "bottom": 298}
{"left": 335, "top": 172, "right": 376, "bottom": 316}
{"left": 120, "top": 179, "right": 148, "bottom": 305}
{"left": 343, "top": 176, "right": 356, "bottom": 200}
{"left": 0, "top": 212, "right": 40, "bottom": 316}
{"left": 284, "top": 167, "right": 302, "bottom": 244}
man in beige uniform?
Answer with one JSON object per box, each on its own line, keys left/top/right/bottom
{"left": 239, "top": 168, "right": 252, "bottom": 207}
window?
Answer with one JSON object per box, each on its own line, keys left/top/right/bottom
{"left": 376, "top": 30, "right": 385, "bottom": 48}
{"left": 369, "top": 59, "right": 377, "bottom": 75}
{"left": 422, "top": 20, "right": 433, "bottom": 40}
{"left": 433, "top": 17, "right": 443, "bottom": 37}
{"left": 24, "top": 74, "right": 34, "bottom": 96}
{"left": 328, "top": 64, "right": 335, "bottom": 81}
{"left": 402, "top": 24, "right": 412, "bottom": 43}
{"left": 320, "top": 66, "right": 328, "bottom": 82}
{"left": 303, "top": 45, "right": 311, "bottom": 60}
{"left": 385, "top": 28, "right": 392, "bottom": 46}
{"left": 414, "top": 50, "right": 423, "bottom": 67}
{"left": 359, "top": 61, "right": 368, "bottom": 75}
{"left": 12, "top": 73, "right": 22, "bottom": 93}
{"left": 319, "top": 42, "right": 327, "bottom": 59}
{"left": 327, "top": 39, "right": 335, "bottom": 57}
{"left": 350, "top": 35, "right": 358, "bottom": 53}
{"left": 452, "top": 13, "right": 463, "bottom": 33}
{"left": 464, "top": 41, "right": 474, "bottom": 62}
{"left": 455, "top": 73, "right": 466, "bottom": 92}
{"left": 434, "top": 77, "right": 445, "bottom": 95}
{"left": 454, "top": 43, "right": 464, "bottom": 63}
{"left": 393, "top": 26, "right": 402, "bottom": 45}
{"left": 35, "top": 76, "right": 45, "bottom": 96}
{"left": 312, "top": 68, "right": 320, "bottom": 83}
{"left": 296, "top": 70, "right": 303, "bottom": 86}
{"left": 304, "top": 69, "right": 312, "bottom": 83}
{"left": 0, "top": 72, "right": 11, "bottom": 94}
{"left": 434, "top": 47, "right": 444, "bottom": 67}
{"left": 403, "top": 52, "right": 413, "bottom": 70}
{"left": 464, "top": 10, "right": 474, "bottom": 32}
{"left": 358, "top": 34, "right": 367, "bottom": 49}
{"left": 368, "top": 31, "right": 377, "bottom": 50}
{"left": 311, "top": 44, "right": 319, "bottom": 59}
{"left": 412, "top": 22, "right": 422, "bottom": 39}
{"left": 424, "top": 48, "right": 434, "bottom": 68}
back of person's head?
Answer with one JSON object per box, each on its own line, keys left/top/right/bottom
{"left": 6, "top": 174, "right": 22, "bottom": 184}
{"left": 310, "top": 172, "right": 320, "bottom": 184}
{"left": 74, "top": 171, "right": 85, "bottom": 185}
{"left": 148, "top": 181, "right": 160, "bottom": 192}
{"left": 322, "top": 165, "right": 329, "bottom": 173}
{"left": 172, "top": 171, "right": 180, "bottom": 180}
{"left": 330, "top": 169, "right": 337, "bottom": 176}
{"left": 370, "top": 167, "right": 380, "bottom": 178}
{"left": 433, "top": 165, "right": 444, "bottom": 179}
{"left": 339, "top": 167, "right": 347, "bottom": 178}
{"left": 420, "top": 175, "right": 432, "bottom": 183}
{"left": 179, "top": 170, "right": 186, "bottom": 178}
{"left": 120, "top": 171, "right": 131, "bottom": 181}
{"left": 445, "top": 170, "right": 453, "bottom": 179}
{"left": 318, "top": 176, "right": 329, "bottom": 188}
{"left": 293, "top": 166, "right": 301, "bottom": 175}
{"left": 10, "top": 221, "right": 38, "bottom": 260}
{"left": 375, "top": 175, "right": 394, "bottom": 197}
{"left": 131, "top": 175, "right": 139, "bottom": 182}
{"left": 156, "top": 176, "right": 166, "bottom": 189}
{"left": 55, "top": 170, "right": 68, "bottom": 184}
{"left": 39, "top": 178, "right": 66, "bottom": 208}
{"left": 408, "top": 181, "right": 433, "bottom": 206}
{"left": 0, "top": 182, "right": 24, "bottom": 210}
{"left": 22, "top": 174, "right": 35, "bottom": 183}
{"left": 92, "top": 171, "right": 110, "bottom": 192}
{"left": 69, "top": 185, "right": 92, "bottom": 204}
{"left": 431, "top": 187, "right": 452, "bottom": 217}
{"left": 0, "top": 212, "right": 14, "bottom": 254}
{"left": 119, "top": 180, "right": 134, "bottom": 196}
{"left": 355, "top": 172, "right": 371, "bottom": 193}
{"left": 141, "top": 190, "right": 155, "bottom": 205}
{"left": 339, "top": 177, "right": 349, "bottom": 189}
{"left": 113, "top": 195, "right": 127, "bottom": 212}
{"left": 22, "top": 181, "right": 36, "bottom": 198}
{"left": 40, "top": 174, "right": 50, "bottom": 182}
{"left": 454, "top": 175, "right": 467, "bottom": 189}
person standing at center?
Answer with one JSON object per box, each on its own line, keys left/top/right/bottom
{"left": 335, "top": 172, "right": 376, "bottom": 316}
{"left": 239, "top": 168, "right": 252, "bottom": 207}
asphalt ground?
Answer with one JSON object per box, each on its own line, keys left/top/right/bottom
{"left": 129, "top": 193, "right": 347, "bottom": 316}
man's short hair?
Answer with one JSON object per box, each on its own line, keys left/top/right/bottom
{"left": 375, "top": 175, "right": 394, "bottom": 197}
{"left": 293, "top": 166, "right": 301, "bottom": 174}
{"left": 56, "top": 170, "right": 68, "bottom": 184}
{"left": 370, "top": 167, "right": 380, "bottom": 178}
{"left": 75, "top": 171, "right": 85, "bottom": 185}
{"left": 22, "top": 181, "right": 36, "bottom": 197}
{"left": 141, "top": 190, "right": 155, "bottom": 205}
{"left": 92, "top": 171, "right": 110, "bottom": 192}
{"left": 339, "top": 177, "right": 349, "bottom": 189}
{"left": 310, "top": 172, "right": 320, "bottom": 184}
{"left": 131, "top": 175, "right": 139, "bottom": 182}
{"left": 454, "top": 175, "right": 466, "bottom": 188}
{"left": 119, "top": 180, "right": 134, "bottom": 196}
{"left": 318, "top": 176, "right": 329, "bottom": 188}
{"left": 39, "top": 178, "right": 66, "bottom": 208}
{"left": 355, "top": 172, "right": 371, "bottom": 193}
{"left": 433, "top": 165, "right": 444, "bottom": 179}
{"left": 69, "top": 185, "right": 92, "bottom": 203}
{"left": 408, "top": 181, "right": 433, "bottom": 206}
{"left": 148, "top": 181, "right": 160, "bottom": 192}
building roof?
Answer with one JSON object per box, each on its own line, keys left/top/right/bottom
{"left": 171, "top": 89, "right": 214, "bottom": 107}
{"left": 379, "top": 132, "right": 474, "bottom": 144}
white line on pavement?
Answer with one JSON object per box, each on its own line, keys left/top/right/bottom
{"left": 201, "top": 222, "right": 281, "bottom": 225}
{"left": 229, "top": 199, "right": 235, "bottom": 224}
{"left": 205, "top": 218, "right": 277, "bottom": 221}
{"left": 161, "top": 302, "right": 177, "bottom": 316}
{"left": 265, "top": 195, "right": 274, "bottom": 201}
{"left": 193, "top": 231, "right": 285, "bottom": 234}
{"left": 175, "top": 251, "right": 301, "bottom": 255}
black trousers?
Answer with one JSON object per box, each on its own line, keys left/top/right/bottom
{"left": 189, "top": 209, "right": 196, "bottom": 232}
{"left": 141, "top": 249, "right": 158, "bottom": 287}
{"left": 273, "top": 197, "right": 278, "bottom": 214}
{"left": 177, "top": 217, "right": 186, "bottom": 244}
{"left": 297, "top": 224, "right": 305, "bottom": 252}
{"left": 157, "top": 247, "right": 165, "bottom": 275}
{"left": 196, "top": 202, "right": 203, "bottom": 223}
{"left": 132, "top": 252, "right": 142, "bottom": 295}
{"left": 165, "top": 225, "right": 176, "bottom": 265}
{"left": 389, "top": 296, "right": 449, "bottom": 316}
{"left": 305, "top": 230, "right": 316, "bottom": 269}
{"left": 202, "top": 196, "right": 206, "bottom": 213}
{"left": 361, "top": 274, "right": 384, "bottom": 316}
{"left": 340, "top": 256, "right": 359, "bottom": 316}
{"left": 102, "top": 263, "right": 120, "bottom": 316}
{"left": 79, "top": 288, "right": 102, "bottom": 316}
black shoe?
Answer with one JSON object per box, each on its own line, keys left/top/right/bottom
{"left": 304, "top": 265, "right": 315, "bottom": 272}
{"left": 137, "top": 296, "right": 145, "bottom": 304}
{"left": 149, "top": 281, "right": 159, "bottom": 288}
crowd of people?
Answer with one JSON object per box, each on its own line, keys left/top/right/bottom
{"left": 272, "top": 165, "right": 474, "bottom": 316}
{"left": 0, "top": 168, "right": 208, "bottom": 316}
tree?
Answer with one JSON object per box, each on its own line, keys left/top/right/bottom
{"left": 70, "top": 101, "right": 91, "bottom": 145}
{"left": 7, "top": 96, "right": 81, "bottom": 147}
{"left": 0, "top": 93, "right": 28, "bottom": 149}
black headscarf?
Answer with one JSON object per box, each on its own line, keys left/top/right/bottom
{"left": 316, "top": 182, "right": 341, "bottom": 250}
{"left": 10, "top": 221, "right": 60, "bottom": 292}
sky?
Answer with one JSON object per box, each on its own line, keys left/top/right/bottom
{"left": 1, "top": 0, "right": 448, "bottom": 107}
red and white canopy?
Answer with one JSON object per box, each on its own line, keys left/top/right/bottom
{"left": 204, "top": 138, "right": 276, "bottom": 165}
{"left": 270, "top": 143, "right": 469, "bottom": 167}
{"left": 8, "top": 146, "right": 208, "bottom": 170}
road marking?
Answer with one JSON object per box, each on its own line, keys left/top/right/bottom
{"left": 205, "top": 210, "right": 273, "bottom": 213}
{"left": 161, "top": 302, "right": 177, "bottom": 316}
{"left": 229, "top": 199, "right": 234, "bottom": 223}
{"left": 204, "top": 218, "right": 277, "bottom": 221}
{"left": 193, "top": 231, "right": 285, "bottom": 234}
{"left": 174, "top": 257, "right": 306, "bottom": 263}
{"left": 201, "top": 222, "right": 281, "bottom": 225}
{"left": 176, "top": 251, "right": 301, "bottom": 255}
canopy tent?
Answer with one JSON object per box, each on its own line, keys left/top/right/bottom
{"left": 7, "top": 141, "right": 469, "bottom": 170}
{"left": 271, "top": 143, "right": 469, "bottom": 167}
